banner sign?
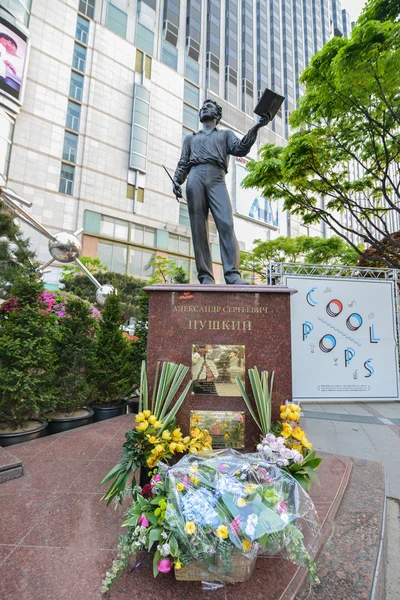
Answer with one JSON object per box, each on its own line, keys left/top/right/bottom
{"left": 0, "top": 15, "right": 29, "bottom": 103}
{"left": 235, "top": 159, "right": 278, "bottom": 227}
{"left": 286, "top": 275, "right": 399, "bottom": 400}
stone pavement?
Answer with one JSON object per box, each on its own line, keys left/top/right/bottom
{"left": 301, "top": 401, "right": 400, "bottom": 600}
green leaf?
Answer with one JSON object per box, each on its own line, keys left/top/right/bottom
{"left": 148, "top": 527, "right": 161, "bottom": 551}
{"left": 153, "top": 550, "right": 161, "bottom": 577}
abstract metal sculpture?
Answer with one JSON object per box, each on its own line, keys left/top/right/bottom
{"left": 0, "top": 174, "right": 114, "bottom": 305}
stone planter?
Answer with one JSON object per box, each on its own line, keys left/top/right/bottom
{"left": 0, "top": 419, "right": 48, "bottom": 447}
{"left": 47, "top": 407, "right": 94, "bottom": 434}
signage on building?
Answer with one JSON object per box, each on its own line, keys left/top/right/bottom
{"left": 286, "top": 275, "right": 399, "bottom": 401}
{"left": 235, "top": 158, "right": 278, "bottom": 227}
{"left": 0, "top": 13, "right": 29, "bottom": 105}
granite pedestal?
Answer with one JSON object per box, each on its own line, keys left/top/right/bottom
{"left": 145, "top": 284, "right": 296, "bottom": 448}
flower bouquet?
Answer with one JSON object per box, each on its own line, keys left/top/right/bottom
{"left": 102, "top": 449, "right": 320, "bottom": 592}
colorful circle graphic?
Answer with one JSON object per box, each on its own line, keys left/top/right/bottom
{"left": 346, "top": 313, "right": 363, "bottom": 331}
{"left": 319, "top": 334, "right": 337, "bottom": 353}
{"left": 326, "top": 299, "right": 343, "bottom": 318}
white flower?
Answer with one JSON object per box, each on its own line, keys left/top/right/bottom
{"left": 279, "top": 448, "right": 295, "bottom": 459}
{"left": 293, "top": 452, "right": 303, "bottom": 464}
{"left": 160, "top": 543, "right": 170, "bottom": 556}
{"left": 276, "top": 458, "right": 289, "bottom": 467}
{"left": 256, "top": 443, "right": 264, "bottom": 452}
{"left": 161, "top": 531, "right": 168, "bottom": 540}
{"left": 263, "top": 434, "right": 276, "bottom": 444}
{"left": 245, "top": 514, "right": 258, "bottom": 538}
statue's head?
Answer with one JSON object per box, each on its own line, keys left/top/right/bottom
{"left": 199, "top": 99, "right": 222, "bottom": 125}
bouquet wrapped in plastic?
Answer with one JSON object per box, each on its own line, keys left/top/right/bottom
{"left": 165, "top": 449, "right": 320, "bottom": 582}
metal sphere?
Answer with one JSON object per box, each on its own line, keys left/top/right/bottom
{"left": 48, "top": 231, "right": 82, "bottom": 263}
{"left": 95, "top": 284, "right": 115, "bottom": 306}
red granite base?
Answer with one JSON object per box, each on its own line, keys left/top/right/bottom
{"left": 0, "top": 447, "right": 23, "bottom": 484}
{"left": 0, "top": 416, "right": 386, "bottom": 600}
{"left": 145, "top": 285, "right": 297, "bottom": 447}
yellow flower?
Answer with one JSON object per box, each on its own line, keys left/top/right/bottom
{"left": 191, "top": 427, "right": 200, "bottom": 438}
{"left": 189, "top": 465, "right": 198, "bottom": 473}
{"left": 188, "top": 445, "right": 198, "bottom": 453}
{"left": 174, "top": 561, "right": 182, "bottom": 570}
{"left": 143, "top": 410, "right": 151, "bottom": 419}
{"left": 146, "top": 435, "right": 158, "bottom": 444}
{"left": 162, "top": 430, "right": 171, "bottom": 441}
{"left": 242, "top": 539, "right": 252, "bottom": 552}
{"left": 191, "top": 414, "right": 200, "bottom": 425}
{"left": 172, "top": 428, "right": 183, "bottom": 440}
{"left": 175, "top": 443, "right": 185, "bottom": 453}
{"left": 280, "top": 405, "right": 287, "bottom": 412}
{"left": 302, "top": 438, "right": 313, "bottom": 450}
{"left": 245, "top": 484, "right": 256, "bottom": 494}
{"left": 154, "top": 444, "right": 165, "bottom": 455}
{"left": 176, "top": 482, "right": 184, "bottom": 492}
{"left": 222, "top": 423, "right": 228, "bottom": 428}
{"left": 224, "top": 433, "right": 230, "bottom": 440}
{"left": 147, "top": 457, "right": 156, "bottom": 467}
{"left": 148, "top": 415, "right": 157, "bottom": 425}
{"left": 281, "top": 423, "right": 293, "bottom": 438}
{"left": 190, "top": 476, "right": 199, "bottom": 485}
{"left": 136, "top": 420, "right": 149, "bottom": 431}
{"left": 169, "top": 442, "right": 177, "bottom": 453}
{"left": 215, "top": 525, "right": 229, "bottom": 540}
{"left": 292, "top": 426, "right": 304, "bottom": 441}
{"left": 291, "top": 404, "right": 301, "bottom": 412}
{"left": 280, "top": 412, "right": 288, "bottom": 420}
{"left": 183, "top": 436, "right": 190, "bottom": 444}
{"left": 184, "top": 521, "right": 196, "bottom": 535}
{"left": 237, "top": 498, "right": 246, "bottom": 507}
{"left": 136, "top": 412, "right": 145, "bottom": 422}
{"left": 154, "top": 421, "right": 163, "bottom": 429}
{"left": 292, "top": 443, "right": 303, "bottom": 455}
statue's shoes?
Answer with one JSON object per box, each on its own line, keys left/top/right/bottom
{"left": 200, "top": 278, "right": 215, "bottom": 284}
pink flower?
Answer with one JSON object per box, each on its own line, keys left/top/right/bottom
{"left": 277, "top": 501, "right": 287, "bottom": 515}
{"left": 153, "top": 474, "right": 162, "bottom": 483}
{"left": 183, "top": 476, "right": 189, "bottom": 484}
{"left": 230, "top": 515, "right": 241, "bottom": 535}
{"left": 157, "top": 558, "right": 172, "bottom": 573}
{"left": 138, "top": 514, "right": 150, "bottom": 528}
{"left": 234, "top": 413, "right": 243, "bottom": 422}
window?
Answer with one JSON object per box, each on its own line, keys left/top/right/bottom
{"left": 184, "top": 80, "right": 199, "bottom": 107}
{"left": 62, "top": 132, "right": 78, "bottom": 162}
{"left": 185, "top": 56, "right": 200, "bottom": 84}
{"left": 130, "top": 85, "right": 150, "bottom": 172}
{"left": 59, "top": 163, "right": 75, "bottom": 195}
{"left": 130, "top": 223, "right": 155, "bottom": 246}
{"left": 183, "top": 103, "right": 198, "bottom": 131}
{"left": 73, "top": 43, "right": 87, "bottom": 72}
{"left": 0, "top": 116, "right": 14, "bottom": 179}
{"left": 179, "top": 203, "right": 190, "bottom": 226}
{"left": 76, "top": 15, "right": 89, "bottom": 44}
{"left": 135, "top": 22, "right": 154, "bottom": 56}
{"left": 135, "top": 49, "right": 144, "bottom": 73}
{"left": 145, "top": 55, "right": 152, "bottom": 79}
{"left": 106, "top": 2, "right": 127, "bottom": 38}
{"left": 169, "top": 233, "right": 190, "bottom": 255}
{"left": 98, "top": 241, "right": 127, "bottom": 273}
{"left": 137, "top": 187, "right": 144, "bottom": 203}
{"left": 100, "top": 215, "right": 129, "bottom": 240}
{"left": 66, "top": 101, "right": 81, "bottom": 132}
{"left": 127, "top": 183, "right": 134, "bottom": 200}
{"left": 79, "top": 0, "right": 95, "bottom": 18}
{"left": 69, "top": 71, "right": 84, "bottom": 101}
{"left": 161, "top": 40, "right": 178, "bottom": 71}
{"left": 129, "top": 248, "right": 154, "bottom": 278}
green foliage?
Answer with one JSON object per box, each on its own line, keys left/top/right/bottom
{"left": 61, "top": 264, "right": 145, "bottom": 321}
{"left": 60, "top": 256, "right": 108, "bottom": 281}
{"left": 0, "top": 201, "right": 34, "bottom": 294}
{"left": 240, "top": 236, "right": 359, "bottom": 281}
{"left": 359, "top": 0, "right": 400, "bottom": 25}
{"left": 90, "top": 292, "right": 135, "bottom": 406}
{"left": 283, "top": 451, "right": 323, "bottom": 493}
{"left": 148, "top": 256, "right": 190, "bottom": 284}
{"left": 52, "top": 297, "right": 98, "bottom": 414}
{"left": 0, "top": 266, "right": 58, "bottom": 428}
{"left": 236, "top": 367, "right": 274, "bottom": 437}
{"left": 243, "top": 11, "right": 400, "bottom": 268}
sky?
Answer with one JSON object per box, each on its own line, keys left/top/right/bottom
{"left": 340, "top": 0, "right": 368, "bottom": 22}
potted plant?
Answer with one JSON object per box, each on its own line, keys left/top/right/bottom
{"left": 47, "top": 296, "right": 99, "bottom": 434}
{"left": 0, "top": 266, "right": 57, "bottom": 446}
{"left": 89, "top": 291, "right": 136, "bottom": 421}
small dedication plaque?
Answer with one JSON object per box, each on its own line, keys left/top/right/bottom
{"left": 191, "top": 410, "right": 245, "bottom": 449}
{"left": 191, "top": 344, "right": 245, "bottom": 396}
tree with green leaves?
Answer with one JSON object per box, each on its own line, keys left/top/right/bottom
{"left": 240, "top": 236, "right": 359, "bottom": 281}
{"left": 61, "top": 262, "right": 145, "bottom": 321}
{"left": 90, "top": 291, "right": 136, "bottom": 406}
{"left": 0, "top": 265, "right": 58, "bottom": 430}
{"left": 243, "top": 3, "right": 400, "bottom": 268}
{"left": 0, "top": 201, "right": 34, "bottom": 294}
{"left": 147, "top": 255, "right": 190, "bottom": 285}
{"left": 51, "top": 297, "right": 99, "bottom": 415}
{"left": 60, "top": 256, "right": 108, "bottom": 281}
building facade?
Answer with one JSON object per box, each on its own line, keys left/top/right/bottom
{"left": 1, "top": 0, "right": 354, "bottom": 287}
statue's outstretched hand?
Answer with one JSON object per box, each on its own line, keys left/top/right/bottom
{"left": 256, "top": 112, "right": 272, "bottom": 128}
{"left": 173, "top": 181, "right": 182, "bottom": 200}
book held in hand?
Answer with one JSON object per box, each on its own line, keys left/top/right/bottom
{"left": 254, "top": 88, "right": 285, "bottom": 120}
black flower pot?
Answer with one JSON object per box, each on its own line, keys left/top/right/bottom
{"left": 47, "top": 407, "right": 94, "bottom": 435}
{"left": 91, "top": 401, "right": 128, "bottom": 422}
{"left": 0, "top": 419, "right": 48, "bottom": 448}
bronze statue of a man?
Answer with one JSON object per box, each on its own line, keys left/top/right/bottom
{"left": 173, "top": 99, "right": 270, "bottom": 285}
